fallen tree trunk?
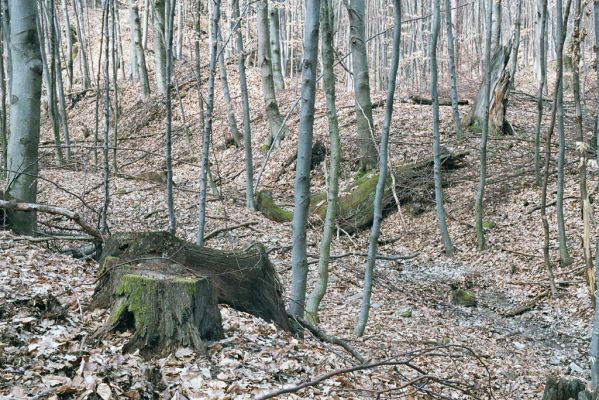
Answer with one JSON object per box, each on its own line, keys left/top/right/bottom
{"left": 464, "top": 42, "right": 514, "bottom": 135}
{"left": 256, "top": 150, "right": 467, "bottom": 234}
{"left": 91, "top": 231, "right": 291, "bottom": 356}
{"left": 408, "top": 94, "right": 469, "bottom": 106}
{"left": 0, "top": 198, "right": 102, "bottom": 240}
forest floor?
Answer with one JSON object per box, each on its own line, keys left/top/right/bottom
{"left": 0, "top": 61, "right": 596, "bottom": 399}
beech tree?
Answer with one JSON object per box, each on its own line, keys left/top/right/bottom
{"left": 289, "top": 0, "right": 320, "bottom": 323}
{"left": 354, "top": 0, "right": 401, "bottom": 337}
{"left": 4, "top": 0, "right": 43, "bottom": 235}
{"left": 346, "top": 0, "right": 377, "bottom": 171}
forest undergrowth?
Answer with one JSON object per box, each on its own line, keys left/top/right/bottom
{"left": 0, "top": 60, "right": 595, "bottom": 399}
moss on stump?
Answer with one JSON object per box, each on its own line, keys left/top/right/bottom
{"left": 108, "top": 273, "right": 223, "bottom": 356}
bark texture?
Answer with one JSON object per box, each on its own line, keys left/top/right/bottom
{"left": 91, "top": 231, "right": 292, "bottom": 355}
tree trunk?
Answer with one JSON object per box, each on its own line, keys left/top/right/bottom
{"left": 152, "top": 0, "right": 167, "bottom": 94}
{"left": 555, "top": 0, "right": 572, "bottom": 267}
{"left": 128, "top": 0, "right": 151, "bottom": 100}
{"left": 289, "top": 0, "right": 320, "bottom": 324}
{"left": 269, "top": 2, "right": 285, "bottom": 91}
{"left": 5, "top": 0, "right": 43, "bottom": 235}
{"left": 217, "top": 28, "right": 242, "bottom": 146}
{"left": 346, "top": 0, "right": 377, "bottom": 171}
{"left": 354, "top": 0, "right": 401, "bottom": 337}
{"left": 257, "top": 0, "right": 287, "bottom": 149}
{"left": 593, "top": 3, "right": 599, "bottom": 388}
{"left": 444, "top": 0, "right": 463, "bottom": 140}
{"left": 231, "top": 0, "right": 255, "bottom": 209}
{"left": 474, "top": 0, "right": 494, "bottom": 251}
{"left": 465, "top": 41, "right": 513, "bottom": 135}
{"left": 91, "top": 232, "right": 291, "bottom": 350}
{"left": 432, "top": 0, "right": 454, "bottom": 255}
{"left": 60, "top": 0, "right": 73, "bottom": 92}
{"left": 72, "top": 0, "right": 91, "bottom": 89}
{"left": 164, "top": 0, "right": 176, "bottom": 234}
{"left": 534, "top": 0, "right": 548, "bottom": 185}
{"left": 304, "top": 0, "right": 341, "bottom": 325}
{"left": 541, "top": 377, "right": 595, "bottom": 400}
{"left": 196, "top": 0, "right": 219, "bottom": 246}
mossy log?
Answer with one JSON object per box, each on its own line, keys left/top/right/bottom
{"left": 256, "top": 150, "right": 467, "bottom": 234}
{"left": 91, "top": 231, "right": 291, "bottom": 356}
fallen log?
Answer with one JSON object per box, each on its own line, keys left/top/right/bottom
{"left": 91, "top": 231, "right": 292, "bottom": 356}
{"left": 256, "top": 150, "right": 468, "bottom": 234}
{"left": 408, "top": 94, "right": 469, "bottom": 106}
{"left": 0, "top": 199, "right": 102, "bottom": 240}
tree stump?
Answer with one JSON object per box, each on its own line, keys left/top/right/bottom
{"left": 464, "top": 42, "right": 514, "bottom": 135}
{"left": 107, "top": 273, "right": 223, "bottom": 356}
{"left": 91, "top": 231, "right": 292, "bottom": 356}
{"left": 542, "top": 376, "right": 596, "bottom": 400}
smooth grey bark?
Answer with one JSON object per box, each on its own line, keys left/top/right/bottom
{"left": 257, "top": 0, "right": 287, "bottom": 149}
{"left": 432, "top": 0, "right": 453, "bottom": 255}
{"left": 110, "top": 0, "right": 119, "bottom": 171}
{"left": 59, "top": 0, "right": 73, "bottom": 91}
{"left": 40, "top": 1, "right": 64, "bottom": 165}
{"left": 1, "top": 0, "right": 11, "bottom": 95}
{"left": 51, "top": 3, "right": 71, "bottom": 161}
{"left": 354, "top": 0, "right": 401, "bottom": 337}
{"left": 231, "top": 0, "right": 254, "bottom": 209}
{"left": 289, "top": 0, "right": 320, "bottom": 323}
{"left": 491, "top": 0, "right": 501, "bottom": 52}
{"left": 217, "top": 29, "right": 242, "bottom": 146}
{"left": 72, "top": 0, "right": 91, "bottom": 89}
{"left": 474, "top": 0, "right": 493, "bottom": 251}
{"left": 142, "top": 0, "right": 149, "bottom": 48}
{"left": 268, "top": 1, "right": 284, "bottom": 91}
{"left": 591, "top": 2, "right": 599, "bottom": 387}
{"left": 100, "top": 0, "right": 110, "bottom": 234}
{"left": 346, "top": 0, "right": 377, "bottom": 171}
{"left": 152, "top": 0, "right": 168, "bottom": 94}
{"left": 304, "top": 0, "right": 341, "bottom": 325}
{"left": 534, "top": 0, "right": 548, "bottom": 185}
{"left": 165, "top": 0, "right": 176, "bottom": 234}
{"left": 5, "top": 0, "right": 43, "bottom": 234}
{"left": 196, "top": 0, "right": 219, "bottom": 246}
{"left": 128, "top": 0, "right": 150, "bottom": 100}
{"left": 444, "top": 0, "right": 462, "bottom": 140}
{"left": 509, "top": 0, "right": 522, "bottom": 90}
{"left": 0, "top": 18, "right": 6, "bottom": 178}
{"left": 556, "top": 0, "right": 572, "bottom": 267}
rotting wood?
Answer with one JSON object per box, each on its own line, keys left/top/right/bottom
{"left": 90, "top": 231, "right": 292, "bottom": 355}
{"left": 257, "top": 150, "right": 468, "bottom": 234}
